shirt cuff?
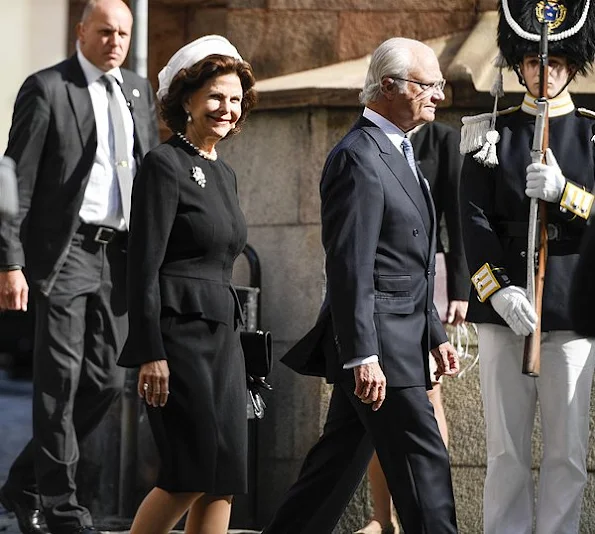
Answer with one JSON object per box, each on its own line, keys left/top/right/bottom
{"left": 0, "top": 264, "right": 22, "bottom": 272}
{"left": 342, "top": 354, "right": 379, "bottom": 369}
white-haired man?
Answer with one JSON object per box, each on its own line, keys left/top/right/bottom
{"left": 263, "top": 37, "right": 459, "bottom": 534}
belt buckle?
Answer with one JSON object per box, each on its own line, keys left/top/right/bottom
{"left": 94, "top": 227, "right": 115, "bottom": 244}
{"left": 546, "top": 223, "right": 560, "bottom": 241}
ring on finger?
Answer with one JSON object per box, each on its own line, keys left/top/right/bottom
{"left": 143, "top": 383, "right": 149, "bottom": 391}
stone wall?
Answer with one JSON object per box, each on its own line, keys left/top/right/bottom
{"left": 225, "top": 1, "right": 477, "bottom": 80}
{"left": 69, "top": 0, "right": 497, "bottom": 90}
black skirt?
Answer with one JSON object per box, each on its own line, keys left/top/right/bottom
{"left": 146, "top": 313, "right": 248, "bottom": 494}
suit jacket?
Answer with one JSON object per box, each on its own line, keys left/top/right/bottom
{"left": 118, "top": 137, "right": 247, "bottom": 367}
{"left": 410, "top": 122, "right": 469, "bottom": 301}
{"left": 283, "top": 116, "right": 447, "bottom": 388}
{"left": 0, "top": 55, "right": 159, "bottom": 296}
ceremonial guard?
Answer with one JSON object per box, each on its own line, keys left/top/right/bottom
{"left": 459, "top": 1, "right": 595, "bottom": 533}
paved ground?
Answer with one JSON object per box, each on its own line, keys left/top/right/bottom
{"left": 0, "top": 370, "right": 258, "bottom": 534}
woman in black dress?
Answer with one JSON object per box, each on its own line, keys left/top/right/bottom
{"left": 118, "top": 35, "right": 257, "bottom": 534}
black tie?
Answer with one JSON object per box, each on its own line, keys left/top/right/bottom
{"left": 102, "top": 74, "right": 132, "bottom": 229}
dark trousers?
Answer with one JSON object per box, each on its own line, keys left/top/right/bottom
{"left": 262, "top": 381, "right": 457, "bottom": 534}
{"left": 5, "top": 231, "right": 127, "bottom": 532}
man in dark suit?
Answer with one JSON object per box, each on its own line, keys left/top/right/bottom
{"left": 356, "top": 120, "right": 469, "bottom": 534}
{"left": 0, "top": 1, "right": 159, "bottom": 532}
{"left": 264, "top": 37, "right": 459, "bottom": 534}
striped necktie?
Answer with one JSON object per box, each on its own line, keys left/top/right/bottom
{"left": 401, "top": 137, "right": 420, "bottom": 183}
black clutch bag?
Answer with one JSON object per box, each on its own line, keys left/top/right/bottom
{"left": 241, "top": 330, "right": 273, "bottom": 378}
{"left": 241, "top": 330, "right": 273, "bottom": 419}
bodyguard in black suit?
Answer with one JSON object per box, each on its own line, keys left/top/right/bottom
{"left": 0, "top": 1, "right": 159, "bottom": 532}
{"left": 410, "top": 121, "right": 469, "bottom": 318}
{"left": 263, "top": 38, "right": 459, "bottom": 534}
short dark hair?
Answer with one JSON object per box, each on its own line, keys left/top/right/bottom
{"left": 160, "top": 54, "right": 257, "bottom": 137}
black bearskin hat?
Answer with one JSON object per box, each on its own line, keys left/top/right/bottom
{"left": 498, "top": 0, "right": 595, "bottom": 75}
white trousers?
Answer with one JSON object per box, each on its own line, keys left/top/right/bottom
{"left": 479, "top": 324, "right": 595, "bottom": 534}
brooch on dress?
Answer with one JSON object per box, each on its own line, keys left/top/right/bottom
{"left": 191, "top": 166, "right": 206, "bottom": 188}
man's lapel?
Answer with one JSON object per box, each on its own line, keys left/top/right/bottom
{"left": 120, "top": 71, "right": 146, "bottom": 160}
{"left": 358, "top": 118, "right": 432, "bottom": 236}
{"left": 64, "top": 55, "right": 96, "bottom": 148}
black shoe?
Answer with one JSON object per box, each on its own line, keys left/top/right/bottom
{"left": 0, "top": 485, "right": 48, "bottom": 534}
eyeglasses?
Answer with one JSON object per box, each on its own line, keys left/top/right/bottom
{"left": 388, "top": 77, "right": 446, "bottom": 93}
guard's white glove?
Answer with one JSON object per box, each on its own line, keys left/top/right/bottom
{"left": 525, "top": 148, "right": 566, "bottom": 203}
{"left": 489, "top": 286, "right": 538, "bottom": 336}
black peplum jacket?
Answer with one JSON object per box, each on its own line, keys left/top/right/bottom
{"left": 119, "top": 135, "right": 247, "bottom": 367}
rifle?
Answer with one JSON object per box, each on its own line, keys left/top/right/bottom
{"left": 523, "top": 16, "right": 551, "bottom": 377}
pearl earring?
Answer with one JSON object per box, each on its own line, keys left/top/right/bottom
{"left": 186, "top": 111, "right": 192, "bottom": 123}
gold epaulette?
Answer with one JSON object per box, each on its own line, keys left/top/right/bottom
{"left": 577, "top": 107, "right": 595, "bottom": 119}
{"left": 560, "top": 182, "right": 594, "bottom": 219}
{"left": 460, "top": 106, "right": 520, "bottom": 155}
{"left": 471, "top": 263, "right": 502, "bottom": 303}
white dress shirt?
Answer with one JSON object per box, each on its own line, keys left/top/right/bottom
{"left": 342, "top": 108, "right": 423, "bottom": 370}
{"left": 363, "top": 107, "right": 423, "bottom": 184}
{"left": 77, "top": 46, "right": 135, "bottom": 230}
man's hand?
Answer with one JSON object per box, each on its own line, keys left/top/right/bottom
{"left": 353, "top": 361, "right": 386, "bottom": 411}
{"left": 430, "top": 342, "right": 460, "bottom": 379}
{"left": 446, "top": 300, "right": 468, "bottom": 326}
{"left": 138, "top": 359, "right": 170, "bottom": 408}
{"left": 0, "top": 269, "right": 29, "bottom": 311}
{"left": 525, "top": 148, "right": 566, "bottom": 203}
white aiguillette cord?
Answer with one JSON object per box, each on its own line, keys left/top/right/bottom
{"left": 451, "top": 323, "right": 480, "bottom": 379}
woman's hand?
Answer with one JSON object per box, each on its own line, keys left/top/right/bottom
{"left": 138, "top": 360, "right": 170, "bottom": 407}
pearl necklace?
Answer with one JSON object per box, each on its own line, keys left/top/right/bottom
{"left": 176, "top": 132, "right": 217, "bottom": 161}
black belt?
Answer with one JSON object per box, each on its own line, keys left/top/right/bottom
{"left": 495, "top": 221, "right": 582, "bottom": 242}
{"left": 76, "top": 222, "right": 126, "bottom": 245}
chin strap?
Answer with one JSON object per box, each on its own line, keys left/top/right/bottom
{"left": 516, "top": 66, "right": 578, "bottom": 100}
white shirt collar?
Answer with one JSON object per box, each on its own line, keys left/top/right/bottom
{"left": 362, "top": 107, "right": 408, "bottom": 151}
{"left": 76, "top": 42, "right": 124, "bottom": 86}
